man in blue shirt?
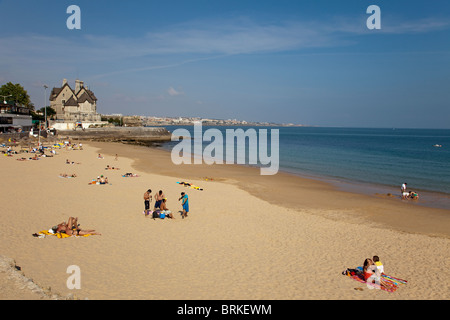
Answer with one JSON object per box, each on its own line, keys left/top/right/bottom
{"left": 179, "top": 192, "right": 189, "bottom": 219}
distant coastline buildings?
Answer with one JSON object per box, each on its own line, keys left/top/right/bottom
{"left": 101, "top": 114, "right": 301, "bottom": 127}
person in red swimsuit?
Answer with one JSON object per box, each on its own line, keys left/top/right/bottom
{"left": 363, "top": 258, "right": 377, "bottom": 281}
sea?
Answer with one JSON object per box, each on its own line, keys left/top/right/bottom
{"left": 159, "top": 126, "right": 450, "bottom": 210}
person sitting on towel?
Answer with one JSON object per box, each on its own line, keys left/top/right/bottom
{"left": 160, "top": 198, "right": 174, "bottom": 219}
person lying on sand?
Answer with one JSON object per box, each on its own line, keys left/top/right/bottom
{"left": 66, "top": 159, "right": 81, "bottom": 165}
{"left": 123, "top": 172, "right": 139, "bottom": 177}
{"left": 60, "top": 173, "right": 77, "bottom": 178}
{"left": 54, "top": 217, "right": 101, "bottom": 236}
{"left": 105, "top": 165, "right": 120, "bottom": 170}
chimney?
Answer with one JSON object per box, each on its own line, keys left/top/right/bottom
{"left": 62, "top": 78, "right": 67, "bottom": 86}
{"left": 75, "top": 79, "right": 81, "bottom": 93}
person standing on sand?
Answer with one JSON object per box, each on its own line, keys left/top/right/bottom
{"left": 144, "top": 189, "right": 152, "bottom": 215}
{"left": 179, "top": 192, "right": 189, "bottom": 218}
{"left": 154, "top": 190, "right": 165, "bottom": 209}
{"left": 401, "top": 182, "right": 408, "bottom": 199}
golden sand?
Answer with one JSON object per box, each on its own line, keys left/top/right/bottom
{"left": 0, "top": 140, "right": 449, "bottom": 300}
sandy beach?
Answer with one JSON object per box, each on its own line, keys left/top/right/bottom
{"left": 0, "top": 140, "right": 449, "bottom": 300}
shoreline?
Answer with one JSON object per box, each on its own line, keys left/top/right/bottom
{"left": 159, "top": 125, "right": 450, "bottom": 206}
{"left": 92, "top": 141, "right": 450, "bottom": 239}
{"left": 277, "top": 167, "right": 450, "bottom": 211}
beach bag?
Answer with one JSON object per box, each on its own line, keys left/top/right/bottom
{"left": 160, "top": 213, "right": 166, "bottom": 219}
{"left": 152, "top": 211, "right": 159, "bottom": 219}
{"left": 342, "top": 268, "right": 360, "bottom": 276}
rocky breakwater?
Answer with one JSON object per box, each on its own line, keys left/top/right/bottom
{"left": 57, "top": 126, "right": 173, "bottom": 146}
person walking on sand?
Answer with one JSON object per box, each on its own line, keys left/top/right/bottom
{"left": 179, "top": 192, "right": 189, "bottom": 218}
{"left": 143, "top": 189, "right": 152, "bottom": 215}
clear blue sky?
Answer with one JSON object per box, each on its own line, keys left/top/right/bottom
{"left": 1, "top": 0, "right": 449, "bottom": 128}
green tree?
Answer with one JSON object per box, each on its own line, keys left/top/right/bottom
{"left": 101, "top": 116, "right": 122, "bottom": 126}
{"left": 0, "top": 82, "right": 33, "bottom": 110}
{"left": 37, "top": 106, "right": 56, "bottom": 118}
{"left": 32, "top": 106, "right": 56, "bottom": 121}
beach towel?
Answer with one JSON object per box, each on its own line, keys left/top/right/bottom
{"left": 88, "top": 180, "right": 110, "bottom": 185}
{"left": 381, "top": 274, "right": 408, "bottom": 286}
{"left": 342, "top": 268, "right": 406, "bottom": 293}
{"left": 177, "top": 181, "right": 203, "bottom": 190}
{"left": 33, "top": 230, "right": 94, "bottom": 239}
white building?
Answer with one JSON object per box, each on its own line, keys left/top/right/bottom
{"left": 0, "top": 102, "right": 33, "bottom": 133}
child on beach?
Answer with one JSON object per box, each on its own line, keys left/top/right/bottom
{"left": 373, "top": 255, "right": 384, "bottom": 274}
{"left": 409, "top": 191, "right": 419, "bottom": 200}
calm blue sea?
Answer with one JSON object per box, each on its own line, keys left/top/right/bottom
{"left": 160, "top": 126, "right": 450, "bottom": 209}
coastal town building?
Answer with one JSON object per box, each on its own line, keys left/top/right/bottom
{"left": 48, "top": 79, "right": 108, "bottom": 130}
{"left": 49, "top": 79, "right": 101, "bottom": 123}
{"left": 0, "top": 100, "right": 33, "bottom": 133}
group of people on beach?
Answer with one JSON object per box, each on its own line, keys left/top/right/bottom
{"left": 3, "top": 142, "right": 58, "bottom": 159}
{"left": 93, "top": 175, "right": 109, "bottom": 184}
{"left": 2, "top": 139, "right": 104, "bottom": 239}
{"left": 401, "top": 182, "right": 419, "bottom": 200}
{"left": 143, "top": 189, "right": 190, "bottom": 219}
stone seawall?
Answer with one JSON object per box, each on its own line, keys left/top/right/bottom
{"left": 57, "top": 127, "right": 173, "bottom": 146}
{"left": 0, "top": 255, "right": 82, "bottom": 300}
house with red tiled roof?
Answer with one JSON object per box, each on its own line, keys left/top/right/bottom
{"left": 49, "top": 79, "right": 101, "bottom": 122}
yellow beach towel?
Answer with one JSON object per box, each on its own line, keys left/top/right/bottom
{"left": 38, "top": 230, "right": 92, "bottom": 238}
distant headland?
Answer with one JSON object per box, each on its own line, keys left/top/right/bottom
{"left": 102, "top": 114, "right": 305, "bottom": 127}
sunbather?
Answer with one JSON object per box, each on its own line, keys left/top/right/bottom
{"left": 54, "top": 217, "right": 101, "bottom": 235}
